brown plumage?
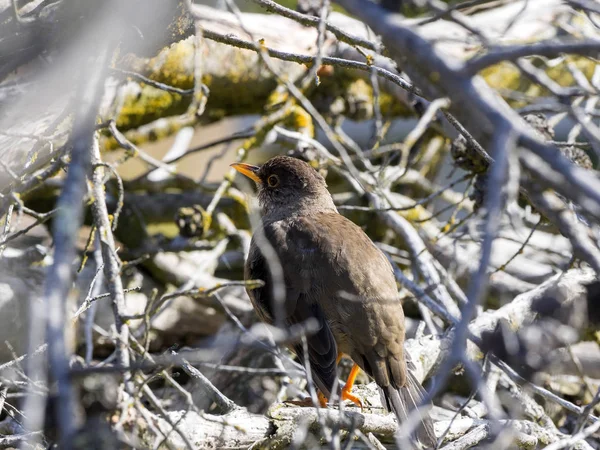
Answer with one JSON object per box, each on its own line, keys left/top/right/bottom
{"left": 232, "top": 156, "right": 435, "bottom": 448}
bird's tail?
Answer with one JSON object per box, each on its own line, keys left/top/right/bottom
{"left": 380, "top": 370, "right": 436, "bottom": 449}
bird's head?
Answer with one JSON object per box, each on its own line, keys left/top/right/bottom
{"left": 231, "top": 156, "right": 335, "bottom": 218}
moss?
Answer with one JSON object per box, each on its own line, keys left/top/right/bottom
{"left": 116, "top": 85, "right": 188, "bottom": 130}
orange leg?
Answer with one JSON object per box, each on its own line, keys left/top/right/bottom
{"left": 341, "top": 363, "right": 363, "bottom": 408}
{"left": 288, "top": 354, "right": 361, "bottom": 408}
{"left": 318, "top": 391, "right": 328, "bottom": 408}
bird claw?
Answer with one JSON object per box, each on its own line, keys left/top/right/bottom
{"left": 341, "top": 388, "right": 363, "bottom": 410}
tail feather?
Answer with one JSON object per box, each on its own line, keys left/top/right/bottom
{"left": 380, "top": 371, "right": 436, "bottom": 449}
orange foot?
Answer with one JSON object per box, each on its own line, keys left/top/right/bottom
{"left": 340, "top": 363, "right": 363, "bottom": 409}
{"left": 341, "top": 386, "right": 363, "bottom": 408}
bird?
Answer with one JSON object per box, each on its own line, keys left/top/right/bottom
{"left": 231, "top": 156, "right": 436, "bottom": 447}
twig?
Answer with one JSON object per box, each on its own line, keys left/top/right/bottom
{"left": 138, "top": 386, "right": 195, "bottom": 450}
{"left": 84, "top": 242, "right": 103, "bottom": 365}
{"left": 337, "top": 174, "right": 473, "bottom": 212}
{"left": 176, "top": 353, "right": 237, "bottom": 414}
{"left": 90, "top": 135, "right": 133, "bottom": 392}
{"left": 244, "top": 0, "right": 381, "bottom": 51}
{"left": 0, "top": 208, "right": 56, "bottom": 248}
{"left": 0, "top": 432, "right": 43, "bottom": 447}
{"left": 73, "top": 287, "right": 140, "bottom": 320}
{"left": 467, "top": 39, "right": 600, "bottom": 74}
{"left": 423, "top": 125, "right": 515, "bottom": 406}
{"left": 163, "top": 129, "right": 256, "bottom": 164}
{"left": 21, "top": 43, "right": 112, "bottom": 448}
{"left": 197, "top": 27, "right": 420, "bottom": 96}
{"left": 121, "top": 280, "right": 262, "bottom": 321}
{"left": 439, "top": 424, "right": 488, "bottom": 450}
{"left": 108, "top": 120, "right": 179, "bottom": 174}
{"left": 0, "top": 204, "right": 14, "bottom": 257}
{"left": 541, "top": 419, "right": 600, "bottom": 450}
{"left": 492, "top": 218, "right": 541, "bottom": 274}
{"left": 110, "top": 68, "right": 195, "bottom": 96}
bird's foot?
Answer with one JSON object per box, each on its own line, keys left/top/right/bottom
{"left": 285, "top": 392, "right": 328, "bottom": 408}
{"left": 341, "top": 387, "right": 363, "bottom": 410}
{"left": 339, "top": 363, "right": 363, "bottom": 409}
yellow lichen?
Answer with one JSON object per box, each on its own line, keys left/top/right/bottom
{"left": 546, "top": 56, "right": 596, "bottom": 87}
{"left": 147, "top": 40, "right": 195, "bottom": 89}
{"left": 146, "top": 222, "right": 181, "bottom": 238}
{"left": 481, "top": 62, "right": 523, "bottom": 92}
{"left": 116, "top": 85, "right": 187, "bottom": 130}
{"left": 266, "top": 88, "right": 289, "bottom": 108}
{"left": 398, "top": 206, "right": 429, "bottom": 222}
{"left": 283, "top": 105, "right": 314, "bottom": 137}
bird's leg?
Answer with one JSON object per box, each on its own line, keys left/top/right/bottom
{"left": 318, "top": 391, "right": 328, "bottom": 408}
{"left": 287, "top": 354, "right": 361, "bottom": 408}
{"left": 341, "top": 364, "right": 363, "bottom": 408}
{"left": 337, "top": 354, "right": 363, "bottom": 407}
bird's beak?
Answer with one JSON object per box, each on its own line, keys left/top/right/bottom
{"left": 230, "top": 163, "right": 262, "bottom": 184}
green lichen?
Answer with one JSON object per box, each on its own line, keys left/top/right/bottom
{"left": 116, "top": 86, "right": 187, "bottom": 130}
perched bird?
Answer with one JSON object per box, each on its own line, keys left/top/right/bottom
{"left": 232, "top": 156, "right": 435, "bottom": 447}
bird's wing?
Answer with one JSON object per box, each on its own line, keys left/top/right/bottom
{"left": 245, "top": 226, "right": 338, "bottom": 397}
{"left": 284, "top": 213, "right": 408, "bottom": 390}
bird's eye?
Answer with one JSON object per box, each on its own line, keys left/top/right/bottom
{"left": 267, "top": 174, "right": 280, "bottom": 187}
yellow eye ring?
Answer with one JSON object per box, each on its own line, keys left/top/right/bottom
{"left": 267, "top": 174, "right": 279, "bottom": 187}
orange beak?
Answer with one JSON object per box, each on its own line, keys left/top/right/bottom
{"left": 230, "top": 163, "right": 262, "bottom": 184}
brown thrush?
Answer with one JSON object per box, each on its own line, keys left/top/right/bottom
{"left": 232, "top": 156, "right": 435, "bottom": 447}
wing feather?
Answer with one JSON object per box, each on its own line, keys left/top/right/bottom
{"left": 245, "top": 224, "right": 338, "bottom": 397}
